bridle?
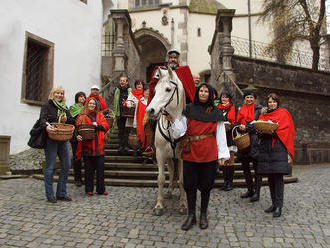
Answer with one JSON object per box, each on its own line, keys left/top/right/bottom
{"left": 157, "top": 78, "right": 181, "bottom": 158}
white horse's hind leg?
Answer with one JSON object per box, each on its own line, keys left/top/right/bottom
{"left": 166, "top": 158, "right": 175, "bottom": 199}
{"left": 178, "top": 159, "right": 187, "bottom": 215}
{"left": 154, "top": 154, "right": 165, "bottom": 216}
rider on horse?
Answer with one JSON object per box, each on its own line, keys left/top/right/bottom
{"left": 143, "top": 49, "right": 196, "bottom": 156}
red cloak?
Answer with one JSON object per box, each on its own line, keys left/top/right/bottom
{"left": 217, "top": 103, "right": 236, "bottom": 125}
{"left": 147, "top": 65, "right": 196, "bottom": 105}
{"left": 237, "top": 103, "right": 255, "bottom": 125}
{"left": 136, "top": 99, "right": 148, "bottom": 148}
{"left": 258, "top": 108, "right": 295, "bottom": 159}
{"left": 86, "top": 94, "right": 108, "bottom": 111}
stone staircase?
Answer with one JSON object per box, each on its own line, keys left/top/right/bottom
{"left": 33, "top": 129, "right": 298, "bottom": 187}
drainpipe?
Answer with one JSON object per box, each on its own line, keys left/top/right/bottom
{"left": 248, "top": 0, "right": 252, "bottom": 58}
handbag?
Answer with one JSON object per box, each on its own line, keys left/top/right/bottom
{"left": 28, "top": 119, "right": 47, "bottom": 149}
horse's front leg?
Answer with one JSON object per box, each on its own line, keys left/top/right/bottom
{"left": 166, "top": 158, "right": 175, "bottom": 199}
{"left": 154, "top": 154, "right": 166, "bottom": 216}
{"left": 178, "top": 159, "right": 187, "bottom": 215}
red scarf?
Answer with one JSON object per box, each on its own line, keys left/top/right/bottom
{"left": 131, "top": 89, "right": 143, "bottom": 100}
{"left": 237, "top": 103, "right": 255, "bottom": 125}
{"left": 217, "top": 102, "right": 236, "bottom": 124}
{"left": 259, "top": 108, "right": 295, "bottom": 160}
{"left": 136, "top": 99, "right": 148, "bottom": 149}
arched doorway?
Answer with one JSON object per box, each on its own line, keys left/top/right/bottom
{"left": 134, "top": 28, "right": 170, "bottom": 81}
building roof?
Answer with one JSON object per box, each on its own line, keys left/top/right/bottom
{"left": 189, "top": 0, "right": 226, "bottom": 14}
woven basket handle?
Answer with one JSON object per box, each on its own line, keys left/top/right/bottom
{"left": 232, "top": 125, "right": 239, "bottom": 140}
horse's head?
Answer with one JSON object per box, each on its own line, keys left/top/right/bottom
{"left": 146, "top": 67, "right": 185, "bottom": 120}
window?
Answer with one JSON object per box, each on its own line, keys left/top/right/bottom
{"left": 197, "top": 28, "right": 201, "bottom": 37}
{"left": 135, "top": 0, "right": 159, "bottom": 8}
{"left": 21, "top": 32, "right": 54, "bottom": 106}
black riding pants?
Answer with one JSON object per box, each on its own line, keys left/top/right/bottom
{"left": 183, "top": 160, "right": 217, "bottom": 215}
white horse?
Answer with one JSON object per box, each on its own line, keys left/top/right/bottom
{"left": 146, "top": 67, "right": 187, "bottom": 216}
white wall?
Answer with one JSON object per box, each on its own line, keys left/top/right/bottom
{"left": 0, "top": 0, "right": 104, "bottom": 154}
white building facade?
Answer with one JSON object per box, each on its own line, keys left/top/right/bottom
{"left": 0, "top": 0, "right": 113, "bottom": 154}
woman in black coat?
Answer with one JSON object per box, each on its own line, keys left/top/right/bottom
{"left": 257, "top": 93, "right": 295, "bottom": 217}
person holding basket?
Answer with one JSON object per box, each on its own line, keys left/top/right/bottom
{"left": 39, "top": 86, "right": 75, "bottom": 203}
{"left": 217, "top": 91, "right": 237, "bottom": 191}
{"left": 76, "top": 98, "right": 110, "bottom": 196}
{"left": 256, "top": 93, "right": 295, "bottom": 217}
{"left": 236, "top": 90, "right": 263, "bottom": 202}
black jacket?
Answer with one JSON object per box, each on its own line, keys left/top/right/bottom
{"left": 257, "top": 133, "right": 291, "bottom": 175}
{"left": 39, "top": 100, "right": 75, "bottom": 129}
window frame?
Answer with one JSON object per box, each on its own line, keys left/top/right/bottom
{"left": 21, "top": 32, "right": 54, "bottom": 106}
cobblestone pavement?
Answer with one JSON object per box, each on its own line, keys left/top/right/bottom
{"left": 0, "top": 164, "right": 329, "bottom": 248}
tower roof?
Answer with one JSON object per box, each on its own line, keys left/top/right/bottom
{"left": 189, "top": 0, "right": 226, "bottom": 14}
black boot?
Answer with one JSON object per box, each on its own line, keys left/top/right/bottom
{"left": 221, "top": 167, "right": 227, "bottom": 190}
{"left": 224, "top": 167, "right": 234, "bottom": 191}
{"left": 181, "top": 214, "right": 196, "bottom": 230}
{"left": 250, "top": 175, "right": 262, "bottom": 202}
{"left": 182, "top": 190, "right": 197, "bottom": 231}
{"left": 199, "top": 212, "right": 208, "bottom": 229}
{"left": 264, "top": 205, "right": 275, "bottom": 213}
{"left": 273, "top": 207, "right": 282, "bottom": 218}
{"left": 241, "top": 188, "right": 254, "bottom": 198}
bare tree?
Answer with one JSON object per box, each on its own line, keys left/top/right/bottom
{"left": 259, "top": 0, "right": 326, "bottom": 70}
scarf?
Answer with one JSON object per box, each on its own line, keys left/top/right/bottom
{"left": 131, "top": 89, "right": 143, "bottom": 100}
{"left": 217, "top": 102, "right": 236, "bottom": 125}
{"left": 237, "top": 103, "right": 255, "bottom": 125}
{"left": 259, "top": 107, "right": 295, "bottom": 161}
{"left": 184, "top": 103, "right": 224, "bottom": 122}
{"left": 69, "top": 103, "right": 84, "bottom": 118}
{"left": 52, "top": 99, "right": 68, "bottom": 119}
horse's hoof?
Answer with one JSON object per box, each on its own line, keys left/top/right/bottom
{"left": 154, "top": 208, "right": 164, "bottom": 216}
{"left": 179, "top": 207, "right": 187, "bottom": 215}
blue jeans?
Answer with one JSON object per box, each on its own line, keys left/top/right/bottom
{"left": 44, "top": 138, "right": 71, "bottom": 198}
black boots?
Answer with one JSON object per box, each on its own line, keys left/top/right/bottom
{"left": 241, "top": 188, "right": 254, "bottom": 198}
{"left": 250, "top": 175, "right": 262, "bottom": 202}
{"left": 199, "top": 212, "right": 208, "bottom": 229}
{"left": 223, "top": 167, "right": 234, "bottom": 191}
{"left": 273, "top": 207, "right": 282, "bottom": 218}
{"left": 264, "top": 205, "right": 276, "bottom": 213}
{"left": 181, "top": 214, "right": 196, "bottom": 230}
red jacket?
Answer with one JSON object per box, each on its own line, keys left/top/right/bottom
{"left": 75, "top": 112, "right": 110, "bottom": 159}
{"left": 181, "top": 119, "right": 217, "bottom": 163}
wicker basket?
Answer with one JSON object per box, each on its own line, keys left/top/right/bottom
{"left": 77, "top": 124, "right": 95, "bottom": 141}
{"left": 120, "top": 105, "right": 135, "bottom": 118}
{"left": 232, "top": 126, "right": 250, "bottom": 150}
{"left": 105, "top": 109, "right": 115, "bottom": 129}
{"left": 47, "top": 116, "right": 75, "bottom": 141}
{"left": 254, "top": 121, "right": 278, "bottom": 134}
{"left": 128, "top": 133, "right": 138, "bottom": 148}
{"left": 224, "top": 122, "right": 232, "bottom": 132}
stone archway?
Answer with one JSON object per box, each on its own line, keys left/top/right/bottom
{"left": 134, "top": 28, "right": 170, "bottom": 81}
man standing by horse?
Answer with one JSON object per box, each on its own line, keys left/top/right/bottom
{"left": 143, "top": 48, "right": 196, "bottom": 156}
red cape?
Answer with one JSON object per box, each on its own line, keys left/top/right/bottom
{"left": 136, "top": 99, "right": 148, "bottom": 149}
{"left": 131, "top": 89, "right": 143, "bottom": 100}
{"left": 259, "top": 108, "right": 295, "bottom": 159}
{"left": 237, "top": 103, "right": 255, "bottom": 125}
{"left": 147, "top": 65, "right": 196, "bottom": 105}
{"left": 217, "top": 103, "right": 236, "bottom": 125}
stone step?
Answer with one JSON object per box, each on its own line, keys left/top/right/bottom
{"left": 32, "top": 174, "right": 298, "bottom": 187}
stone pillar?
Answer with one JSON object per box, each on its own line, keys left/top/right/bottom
{"left": 325, "top": 34, "right": 330, "bottom": 71}
{"left": 215, "top": 9, "right": 240, "bottom": 102}
{"left": 111, "top": 9, "right": 130, "bottom": 73}
{"left": 0, "top": 136, "right": 10, "bottom": 175}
